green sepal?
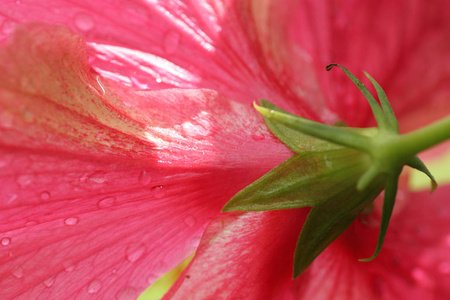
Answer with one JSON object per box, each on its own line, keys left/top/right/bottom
{"left": 359, "top": 170, "right": 400, "bottom": 262}
{"left": 223, "top": 101, "right": 373, "bottom": 212}
{"left": 363, "top": 71, "right": 399, "bottom": 132}
{"left": 223, "top": 149, "right": 371, "bottom": 212}
{"left": 258, "top": 100, "right": 343, "bottom": 153}
{"left": 326, "top": 64, "right": 390, "bottom": 131}
{"left": 406, "top": 155, "right": 438, "bottom": 192}
{"left": 294, "top": 173, "right": 385, "bottom": 276}
{"left": 254, "top": 101, "right": 372, "bottom": 152}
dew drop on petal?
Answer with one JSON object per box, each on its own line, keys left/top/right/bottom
{"left": 87, "top": 279, "right": 102, "bottom": 294}
{"left": 39, "top": 191, "right": 51, "bottom": 201}
{"left": 163, "top": 31, "right": 180, "bottom": 54}
{"left": 412, "top": 268, "right": 435, "bottom": 289}
{"left": 97, "top": 196, "right": 116, "bottom": 208}
{"left": 12, "top": 267, "right": 24, "bottom": 279}
{"left": 17, "top": 175, "right": 33, "bottom": 187}
{"left": 88, "top": 171, "right": 107, "bottom": 184}
{"left": 183, "top": 216, "right": 197, "bottom": 227}
{"left": 1, "top": 21, "right": 15, "bottom": 36}
{"left": 25, "top": 220, "right": 39, "bottom": 226}
{"left": 1, "top": 237, "right": 11, "bottom": 246}
{"left": 63, "top": 261, "right": 75, "bottom": 273}
{"left": 44, "top": 277, "right": 55, "bottom": 288}
{"left": 5, "top": 194, "right": 18, "bottom": 205}
{"left": 251, "top": 133, "right": 265, "bottom": 141}
{"left": 151, "top": 185, "right": 166, "bottom": 199}
{"left": 116, "top": 287, "right": 137, "bottom": 300}
{"left": 146, "top": 275, "right": 158, "bottom": 285}
{"left": 138, "top": 170, "right": 152, "bottom": 185}
{"left": 64, "top": 217, "right": 79, "bottom": 226}
{"left": 74, "top": 12, "right": 95, "bottom": 32}
{"left": 126, "top": 244, "right": 146, "bottom": 263}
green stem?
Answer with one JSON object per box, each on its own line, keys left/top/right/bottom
{"left": 395, "top": 116, "right": 450, "bottom": 157}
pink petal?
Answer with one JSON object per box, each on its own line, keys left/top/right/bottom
{"left": 0, "top": 0, "right": 323, "bottom": 120}
{"left": 165, "top": 185, "right": 450, "bottom": 300}
{"left": 0, "top": 24, "right": 291, "bottom": 298}
{"left": 249, "top": 0, "right": 450, "bottom": 126}
{"left": 164, "top": 209, "right": 308, "bottom": 299}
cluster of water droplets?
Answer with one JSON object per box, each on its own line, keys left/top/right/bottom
{"left": 73, "top": 12, "right": 95, "bottom": 33}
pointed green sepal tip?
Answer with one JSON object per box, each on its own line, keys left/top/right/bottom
{"left": 406, "top": 156, "right": 438, "bottom": 193}
{"left": 253, "top": 101, "right": 270, "bottom": 117}
{"left": 326, "top": 63, "right": 337, "bottom": 71}
{"left": 358, "top": 171, "right": 400, "bottom": 262}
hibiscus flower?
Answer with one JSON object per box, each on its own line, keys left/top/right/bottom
{"left": 0, "top": 1, "right": 449, "bottom": 300}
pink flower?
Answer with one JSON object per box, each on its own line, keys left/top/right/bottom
{"left": 0, "top": 1, "right": 449, "bottom": 299}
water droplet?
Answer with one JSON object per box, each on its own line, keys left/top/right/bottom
{"left": 88, "top": 171, "right": 107, "bottom": 184}
{"left": 1, "top": 21, "right": 15, "bottom": 36}
{"left": 39, "top": 191, "right": 51, "bottom": 201}
{"left": 155, "top": 77, "right": 162, "bottom": 83}
{"left": 4, "top": 193, "right": 18, "bottom": 205}
{"left": 412, "top": 268, "right": 435, "bottom": 289}
{"left": 251, "top": 133, "right": 265, "bottom": 141}
{"left": 138, "top": 171, "right": 152, "bottom": 185}
{"left": 63, "top": 261, "right": 75, "bottom": 272}
{"left": 163, "top": 31, "right": 180, "bottom": 54}
{"left": 97, "top": 196, "right": 116, "bottom": 208}
{"left": 87, "top": 279, "right": 102, "bottom": 294}
{"left": 44, "top": 277, "right": 55, "bottom": 288}
{"left": 64, "top": 217, "right": 79, "bottom": 226}
{"left": 111, "top": 268, "right": 118, "bottom": 274}
{"left": 116, "top": 287, "right": 137, "bottom": 300}
{"left": 181, "top": 113, "right": 211, "bottom": 139}
{"left": 25, "top": 220, "right": 39, "bottom": 227}
{"left": 17, "top": 175, "right": 33, "bottom": 187}
{"left": 1, "top": 237, "right": 11, "bottom": 246}
{"left": 153, "top": 261, "right": 167, "bottom": 273}
{"left": 74, "top": 12, "right": 95, "bottom": 32}
{"left": 12, "top": 267, "right": 24, "bottom": 279}
{"left": 183, "top": 216, "right": 196, "bottom": 227}
{"left": 125, "top": 244, "right": 146, "bottom": 262}
{"left": 147, "top": 275, "right": 158, "bottom": 284}
{"left": 151, "top": 185, "right": 166, "bottom": 199}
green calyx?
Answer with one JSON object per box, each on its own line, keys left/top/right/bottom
{"left": 223, "top": 64, "right": 450, "bottom": 277}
